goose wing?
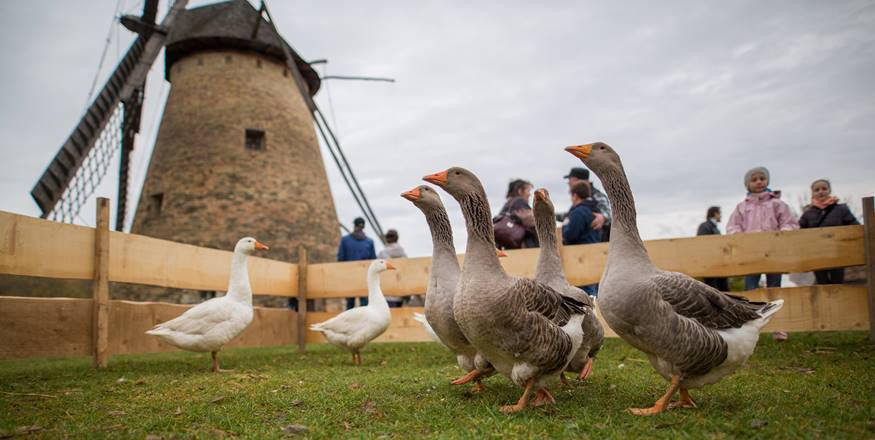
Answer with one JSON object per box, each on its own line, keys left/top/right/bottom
{"left": 515, "top": 278, "right": 588, "bottom": 326}
{"left": 151, "top": 297, "right": 234, "bottom": 335}
{"left": 490, "top": 278, "right": 588, "bottom": 374}
{"left": 652, "top": 271, "right": 770, "bottom": 329}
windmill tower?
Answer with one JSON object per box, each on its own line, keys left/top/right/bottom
{"left": 129, "top": 1, "right": 339, "bottom": 265}
{"left": 29, "top": 0, "right": 388, "bottom": 303}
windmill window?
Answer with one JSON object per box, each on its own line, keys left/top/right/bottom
{"left": 283, "top": 69, "right": 288, "bottom": 77}
{"left": 197, "top": 58, "right": 204, "bottom": 66}
{"left": 225, "top": 55, "right": 232, "bottom": 64}
{"left": 245, "top": 129, "right": 266, "bottom": 150}
{"left": 256, "top": 59, "right": 262, "bottom": 68}
{"left": 149, "top": 193, "right": 164, "bottom": 217}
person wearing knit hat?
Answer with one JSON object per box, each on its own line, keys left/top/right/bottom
{"left": 726, "top": 165, "right": 799, "bottom": 340}
{"left": 799, "top": 179, "right": 860, "bottom": 284}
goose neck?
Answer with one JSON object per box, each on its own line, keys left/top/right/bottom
{"left": 367, "top": 269, "right": 390, "bottom": 308}
{"left": 458, "top": 191, "right": 505, "bottom": 276}
{"left": 599, "top": 165, "right": 651, "bottom": 266}
{"left": 227, "top": 252, "right": 253, "bottom": 303}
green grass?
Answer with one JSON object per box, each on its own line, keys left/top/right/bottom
{"left": 2, "top": 332, "right": 874, "bottom": 439}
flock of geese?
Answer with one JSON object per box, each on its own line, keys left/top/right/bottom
{"left": 146, "top": 143, "right": 784, "bottom": 415}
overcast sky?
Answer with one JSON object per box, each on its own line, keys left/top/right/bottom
{"left": 1, "top": 0, "right": 873, "bottom": 258}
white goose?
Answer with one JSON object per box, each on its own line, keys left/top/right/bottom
{"left": 310, "top": 259, "right": 395, "bottom": 365}
{"left": 566, "top": 142, "right": 784, "bottom": 415}
{"left": 146, "top": 237, "right": 269, "bottom": 372}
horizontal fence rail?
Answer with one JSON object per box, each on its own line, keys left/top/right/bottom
{"left": 0, "top": 195, "right": 873, "bottom": 362}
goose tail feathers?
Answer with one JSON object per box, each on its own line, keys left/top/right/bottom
{"left": 758, "top": 299, "right": 784, "bottom": 321}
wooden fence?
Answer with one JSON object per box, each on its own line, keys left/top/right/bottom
{"left": 1, "top": 197, "right": 873, "bottom": 365}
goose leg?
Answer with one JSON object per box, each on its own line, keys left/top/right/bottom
{"left": 470, "top": 379, "right": 486, "bottom": 394}
{"left": 628, "top": 374, "right": 682, "bottom": 416}
{"left": 351, "top": 352, "right": 357, "bottom": 365}
{"left": 500, "top": 378, "right": 534, "bottom": 413}
{"left": 559, "top": 373, "right": 570, "bottom": 387}
{"left": 451, "top": 369, "right": 481, "bottom": 385}
{"left": 531, "top": 387, "right": 557, "bottom": 407}
{"left": 668, "top": 388, "right": 696, "bottom": 409}
{"left": 211, "top": 351, "right": 233, "bottom": 373}
{"left": 579, "top": 357, "right": 594, "bottom": 380}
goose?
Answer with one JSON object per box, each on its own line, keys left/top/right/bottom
{"left": 565, "top": 142, "right": 784, "bottom": 415}
{"left": 401, "top": 185, "right": 496, "bottom": 393}
{"left": 424, "top": 167, "right": 588, "bottom": 413}
{"left": 146, "top": 237, "right": 269, "bottom": 372}
{"left": 309, "top": 259, "right": 395, "bottom": 365}
{"left": 532, "top": 188, "right": 604, "bottom": 382}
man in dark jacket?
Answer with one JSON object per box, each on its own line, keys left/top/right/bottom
{"left": 564, "top": 167, "right": 611, "bottom": 242}
{"left": 562, "top": 182, "right": 601, "bottom": 246}
{"left": 562, "top": 182, "right": 601, "bottom": 295}
{"left": 696, "top": 206, "right": 729, "bottom": 291}
{"left": 338, "top": 217, "right": 377, "bottom": 309}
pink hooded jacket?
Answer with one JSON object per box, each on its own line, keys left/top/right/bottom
{"left": 726, "top": 191, "right": 799, "bottom": 234}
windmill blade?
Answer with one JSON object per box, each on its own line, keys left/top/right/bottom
{"left": 30, "top": 0, "right": 189, "bottom": 223}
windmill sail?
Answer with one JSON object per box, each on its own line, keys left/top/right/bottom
{"left": 30, "top": 0, "right": 189, "bottom": 227}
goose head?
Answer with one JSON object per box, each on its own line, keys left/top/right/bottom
{"left": 564, "top": 142, "right": 621, "bottom": 176}
{"left": 234, "top": 237, "right": 269, "bottom": 255}
{"left": 533, "top": 188, "right": 555, "bottom": 218}
{"left": 369, "top": 259, "right": 397, "bottom": 275}
{"left": 401, "top": 184, "right": 445, "bottom": 212}
{"left": 422, "top": 167, "right": 482, "bottom": 201}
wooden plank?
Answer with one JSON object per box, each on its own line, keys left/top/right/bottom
{"left": 562, "top": 225, "right": 865, "bottom": 285}
{"left": 297, "top": 245, "right": 308, "bottom": 351}
{"left": 0, "top": 297, "right": 93, "bottom": 359}
{"left": 863, "top": 196, "right": 875, "bottom": 341}
{"left": 108, "top": 231, "right": 298, "bottom": 296}
{"left": 92, "top": 198, "right": 110, "bottom": 368}
{"left": 109, "top": 300, "right": 298, "bottom": 355}
{"left": 0, "top": 211, "right": 94, "bottom": 280}
{"left": 305, "top": 226, "right": 864, "bottom": 298}
{"left": 0, "top": 210, "right": 298, "bottom": 295}
{"left": 0, "top": 285, "right": 866, "bottom": 359}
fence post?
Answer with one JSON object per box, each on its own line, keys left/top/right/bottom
{"left": 297, "top": 245, "right": 308, "bottom": 351}
{"left": 93, "top": 198, "right": 110, "bottom": 368}
{"left": 863, "top": 196, "right": 875, "bottom": 342}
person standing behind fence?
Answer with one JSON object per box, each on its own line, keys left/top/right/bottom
{"left": 338, "top": 217, "right": 377, "bottom": 309}
{"left": 799, "top": 179, "right": 859, "bottom": 284}
{"left": 564, "top": 167, "right": 611, "bottom": 242}
{"left": 562, "top": 181, "right": 601, "bottom": 295}
{"left": 696, "top": 206, "right": 729, "bottom": 291}
{"left": 726, "top": 166, "right": 798, "bottom": 341}
{"left": 493, "top": 179, "right": 539, "bottom": 249}
{"left": 726, "top": 166, "right": 799, "bottom": 290}
{"left": 377, "top": 229, "right": 407, "bottom": 307}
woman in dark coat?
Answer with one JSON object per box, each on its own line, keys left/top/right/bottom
{"left": 799, "top": 179, "right": 859, "bottom": 284}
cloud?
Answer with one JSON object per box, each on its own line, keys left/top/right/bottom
{"left": 0, "top": 0, "right": 872, "bottom": 259}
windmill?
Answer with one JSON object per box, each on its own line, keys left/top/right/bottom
{"left": 30, "top": 0, "right": 387, "bottom": 266}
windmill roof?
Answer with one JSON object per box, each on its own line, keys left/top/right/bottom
{"left": 164, "top": 0, "right": 320, "bottom": 96}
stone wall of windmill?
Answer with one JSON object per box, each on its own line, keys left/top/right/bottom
{"left": 117, "top": 2, "right": 342, "bottom": 306}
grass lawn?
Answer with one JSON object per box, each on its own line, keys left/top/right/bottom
{"left": 1, "top": 331, "right": 874, "bottom": 439}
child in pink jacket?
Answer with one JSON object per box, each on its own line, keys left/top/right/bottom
{"left": 726, "top": 166, "right": 799, "bottom": 291}
{"left": 727, "top": 166, "right": 798, "bottom": 341}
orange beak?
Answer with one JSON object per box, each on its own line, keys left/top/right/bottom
{"left": 534, "top": 189, "right": 548, "bottom": 202}
{"left": 496, "top": 249, "right": 508, "bottom": 258}
{"left": 565, "top": 144, "right": 593, "bottom": 160}
{"left": 255, "top": 241, "right": 269, "bottom": 251}
{"left": 401, "top": 187, "right": 421, "bottom": 202}
{"left": 385, "top": 261, "right": 397, "bottom": 270}
{"left": 423, "top": 170, "right": 449, "bottom": 187}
